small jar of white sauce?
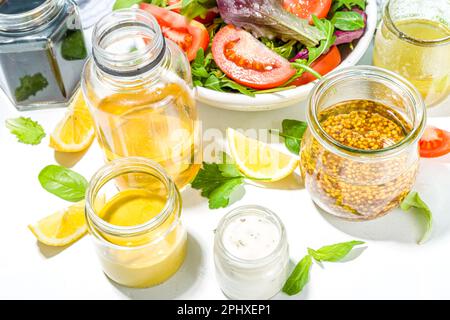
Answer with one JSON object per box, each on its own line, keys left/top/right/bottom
{"left": 214, "top": 205, "right": 289, "bottom": 300}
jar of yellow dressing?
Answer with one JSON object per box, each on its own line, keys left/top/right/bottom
{"left": 81, "top": 9, "right": 201, "bottom": 190}
{"left": 85, "top": 157, "right": 187, "bottom": 288}
{"left": 373, "top": 0, "right": 450, "bottom": 107}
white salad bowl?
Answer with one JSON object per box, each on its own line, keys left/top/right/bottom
{"left": 196, "top": 0, "right": 378, "bottom": 111}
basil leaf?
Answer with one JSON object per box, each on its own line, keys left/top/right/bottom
{"left": 38, "top": 165, "right": 88, "bottom": 202}
{"left": 208, "top": 177, "right": 244, "bottom": 209}
{"left": 400, "top": 191, "right": 433, "bottom": 244}
{"left": 331, "top": 11, "right": 365, "bottom": 31}
{"left": 281, "top": 119, "right": 308, "bottom": 154}
{"left": 282, "top": 255, "right": 312, "bottom": 296}
{"left": 307, "top": 240, "right": 365, "bottom": 262}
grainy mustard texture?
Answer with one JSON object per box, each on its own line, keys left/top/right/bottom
{"left": 301, "top": 100, "right": 419, "bottom": 220}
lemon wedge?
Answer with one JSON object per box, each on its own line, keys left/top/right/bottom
{"left": 49, "top": 89, "right": 95, "bottom": 152}
{"left": 227, "top": 128, "right": 298, "bottom": 181}
{"left": 29, "top": 201, "right": 87, "bottom": 247}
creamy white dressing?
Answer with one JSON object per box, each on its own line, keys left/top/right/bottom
{"left": 222, "top": 214, "right": 280, "bottom": 261}
{"left": 214, "top": 206, "right": 289, "bottom": 300}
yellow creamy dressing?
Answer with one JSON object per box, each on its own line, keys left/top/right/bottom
{"left": 96, "top": 189, "right": 186, "bottom": 288}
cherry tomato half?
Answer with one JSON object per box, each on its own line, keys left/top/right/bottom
{"left": 211, "top": 25, "right": 296, "bottom": 90}
{"left": 291, "top": 45, "right": 341, "bottom": 86}
{"left": 139, "top": 3, "right": 209, "bottom": 61}
{"left": 419, "top": 126, "right": 450, "bottom": 158}
{"left": 283, "top": 0, "right": 332, "bottom": 23}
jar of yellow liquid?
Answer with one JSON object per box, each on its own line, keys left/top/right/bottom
{"left": 81, "top": 9, "right": 201, "bottom": 189}
{"left": 85, "top": 157, "right": 187, "bottom": 288}
{"left": 373, "top": 0, "right": 450, "bottom": 107}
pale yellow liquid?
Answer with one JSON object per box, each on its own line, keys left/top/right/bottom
{"left": 96, "top": 189, "right": 186, "bottom": 288}
{"left": 91, "top": 82, "right": 201, "bottom": 189}
{"left": 374, "top": 19, "right": 450, "bottom": 106}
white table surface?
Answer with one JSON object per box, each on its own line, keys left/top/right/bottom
{"left": 1, "top": 30, "right": 450, "bottom": 299}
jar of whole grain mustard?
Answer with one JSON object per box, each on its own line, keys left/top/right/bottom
{"left": 300, "top": 66, "right": 426, "bottom": 221}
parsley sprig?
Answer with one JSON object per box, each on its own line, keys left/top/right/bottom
{"left": 191, "top": 153, "right": 268, "bottom": 209}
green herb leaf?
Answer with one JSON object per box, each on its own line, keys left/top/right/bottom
{"left": 5, "top": 117, "right": 46, "bottom": 145}
{"left": 14, "top": 73, "right": 48, "bottom": 102}
{"left": 307, "top": 240, "right": 365, "bottom": 262}
{"left": 308, "top": 15, "right": 336, "bottom": 64}
{"left": 38, "top": 165, "right": 88, "bottom": 202}
{"left": 61, "top": 30, "right": 87, "bottom": 60}
{"left": 330, "top": 0, "right": 366, "bottom": 14}
{"left": 180, "top": 0, "right": 217, "bottom": 20}
{"left": 282, "top": 255, "right": 312, "bottom": 296}
{"left": 400, "top": 191, "right": 433, "bottom": 244}
{"left": 331, "top": 11, "right": 365, "bottom": 31}
{"left": 281, "top": 119, "right": 308, "bottom": 154}
{"left": 261, "top": 38, "right": 299, "bottom": 60}
{"left": 113, "top": 0, "right": 167, "bottom": 10}
{"left": 191, "top": 161, "right": 245, "bottom": 209}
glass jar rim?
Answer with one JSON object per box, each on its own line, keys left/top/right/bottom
{"left": 383, "top": 0, "right": 450, "bottom": 46}
{"left": 85, "top": 157, "right": 178, "bottom": 240}
{"left": 215, "top": 205, "right": 288, "bottom": 267}
{"left": 0, "top": 0, "right": 63, "bottom": 32}
{"left": 92, "top": 8, "right": 166, "bottom": 78}
{"left": 306, "top": 66, "right": 426, "bottom": 159}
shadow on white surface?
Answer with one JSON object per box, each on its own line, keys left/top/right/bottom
{"left": 315, "top": 158, "right": 450, "bottom": 244}
{"left": 109, "top": 234, "right": 203, "bottom": 299}
{"left": 37, "top": 241, "right": 72, "bottom": 258}
{"left": 248, "top": 172, "right": 304, "bottom": 190}
{"left": 54, "top": 149, "right": 90, "bottom": 168}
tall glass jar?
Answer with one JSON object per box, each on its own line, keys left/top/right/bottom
{"left": 0, "top": 0, "right": 87, "bottom": 110}
{"left": 82, "top": 9, "right": 201, "bottom": 190}
{"left": 373, "top": 0, "right": 450, "bottom": 107}
{"left": 300, "top": 66, "right": 426, "bottom": 221}
{"left": 214, "top": 206, "right": 289, "bottom": 300}
{"left": 85, "top": 157, "right": 187, "bottom": 288}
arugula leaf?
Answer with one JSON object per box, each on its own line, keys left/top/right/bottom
{"left": 261, "top": 38, "right": 299, "bottom": 60}
{"left": 113, "top": 0, "right": 167, "bottom": 10}
{"left": 15, "top": 73, "right": 48, "bottom": 102}
{"left": 180, "top": 0, "right": 217, "bottom": 20}
{"left": 400, "top": 191, "right": 433, "bottom": 244}
{"left": 307, "top": 15, "right": 336, "bottom": 65}
{"left": 307, "top": 240, "right": 365, "bottom": 262}
{"left": 191, "top": 161, "right": 245, "bottom": 209}
{"left": 282, "top": 255, "right": 312, "bottom": 296}
{"left": 61, "top": 30, "right": 87, "bottom": 61}
{"left": 331, "top": 11, "right": 365, "bottom": 31}
{"left": 38, "top": 165, "right": 88, "bottom": 202}
{"left": 330, "top": 0, "right": 366, "bottom": 14}
{"left": 6, "top": 117, "right": 46, "bottom": 145}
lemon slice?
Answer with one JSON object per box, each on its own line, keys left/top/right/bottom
{"left": 49, "top": 89, "right": 95, "bottom": 152}
{"left": 28, "top": 201, "right": 87, "bottom": 247}
{"left": 227, "top": 128, "right": 298, "bottom": 181}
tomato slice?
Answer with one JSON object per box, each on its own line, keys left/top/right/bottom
{"left": 419, "top": 126, "right": 450, "bottom": 158}
{"left": 211, "top": 25, "right": 296, "bottom": 90}
{"left": 139, "top": 3, "right": 209, "bottom": 61}
{"left": 291, "top": 45, "right": 341, "bottom": 86}
{"left": 283, "top": 0, "right": 332, "bottom": 23}
{"left": 168, "top": 0, "right": 219, "bottom": 24}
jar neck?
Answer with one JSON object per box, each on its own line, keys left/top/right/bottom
{"left": 0, "top": 0, "right": 64, "bottom": 33}
{"left": 85, "top": 157, "right": 178, "bottom": 240}
{"left": 91, "top": 8, "right": 167, "bottom": 80}
{"left": 382, "top": 0, "right": 450, "bottom": 47}
{"left": 307, "top": 66, "right": 426, "bottom": 160}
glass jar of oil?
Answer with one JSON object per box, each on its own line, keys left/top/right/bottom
{"left": 81, "top": 9, "right": 201, "bottom": 190}
{"left": 85, "top": 157, "right": 186, "bottom": 288}
{"left": 373, "top": 0, "right": 450, "bottom": 107}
